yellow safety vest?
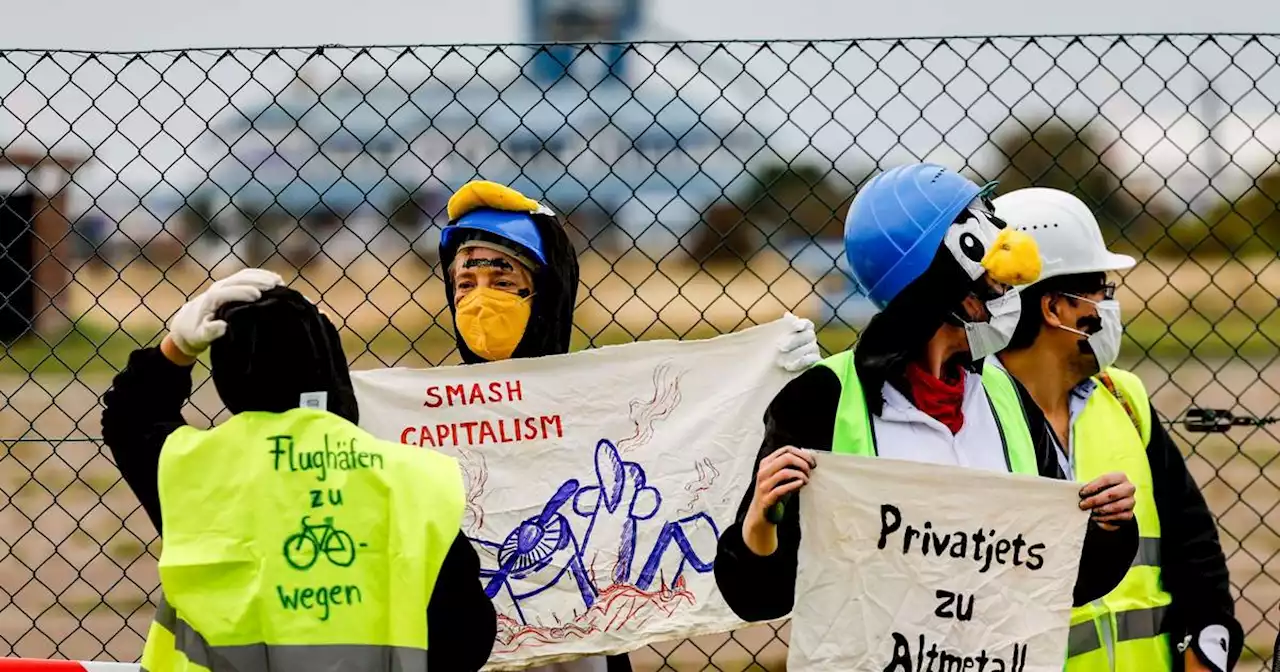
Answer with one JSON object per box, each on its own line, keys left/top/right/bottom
{"left": 1065, "top": 367, "right": 1174, "bottom": 671}
{"left": 815, "top": 351, "right": 1039, "bottom": 474}
{"left": 139, "top": 408, "right": 465, "bottom": 672}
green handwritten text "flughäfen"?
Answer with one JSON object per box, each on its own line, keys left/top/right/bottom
{"left": 269, "top": 435, "right": 384, "bottom": 482}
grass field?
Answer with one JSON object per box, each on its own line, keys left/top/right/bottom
{"left": 1, "top": 249, "right": 1278, "bottom": 669}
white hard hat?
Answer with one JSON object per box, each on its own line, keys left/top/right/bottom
{"left": 991, "top": 187, "right": 1135, "bottom": 284}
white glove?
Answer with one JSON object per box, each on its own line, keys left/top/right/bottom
{"left": 168, "top": 269, "right": 285, "bottom": 356}
{"left": 777, "top": 312, "right": 821, "bottom": 373}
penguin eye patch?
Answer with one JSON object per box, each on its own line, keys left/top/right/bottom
{"left": 943, "top": 208, "right": 1003, "bottom": 281}
{"left": 958, "top": 232, "right": 985, "bottom": 262}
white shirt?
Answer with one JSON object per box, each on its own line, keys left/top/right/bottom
{"left": 870, "top": 370, "right": 1010, "bottom": 473}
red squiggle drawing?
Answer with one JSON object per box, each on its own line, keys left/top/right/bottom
{"left": 677, "top": 458, "right": 720, "bottom": 516}
{"left": 457, "top": 447, "right": 489, "bottom": 535}
{"left": 492, "top": 575, "right": 696, "bottom": 654}
{"left": 617, "top": 361, "right": 685, "bottom": 453}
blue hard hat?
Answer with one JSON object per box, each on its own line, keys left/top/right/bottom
{"left": 844, "top": 163, "right": 996, "bottom": 309}
{"left": 440, "top": 208, "right": 548, "bottom": 266}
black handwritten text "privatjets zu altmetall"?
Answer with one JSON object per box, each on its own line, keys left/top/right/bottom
{"left": 877, "top": 503, "right": 1047, "bottom": 574}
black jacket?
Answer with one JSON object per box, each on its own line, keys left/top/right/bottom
{"left": 1141, "top": 408, "right": 1242, "bottom": 671}
{"left": 713, "top": 363, "right": 1140, "bottom": 624}
{"left": 101, "top": 346, "right": 497, "bottom": 671}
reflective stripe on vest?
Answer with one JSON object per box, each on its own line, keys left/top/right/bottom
{"left": 140, "top": 408, "right": 465, "bottom": 672}
{"left": 813, "top": 351, "right": 1038, "bottom": 474}
{"left": 1132, "top": 536, "right": 1160, "bottom": 567}
{"left": 1065, "top": 367, "right": 1174, "bottom": 671}
{"left": 141, "top": 598, "right": 429, "bottom": 672}
{"left": 1067, "top": 604, "right": 1170, "bottom": 657}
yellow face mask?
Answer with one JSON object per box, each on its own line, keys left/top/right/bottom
{"left": 455, "top": 287, "right": 532, "bottom": 361}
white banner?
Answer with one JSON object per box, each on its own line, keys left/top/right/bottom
{"left": 791, "top": 454, "right": 1090, "bottom": 672}
{"left": 351, "top": 320, "right": 796, "bottom": 669}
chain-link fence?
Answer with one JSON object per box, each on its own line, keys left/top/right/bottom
{"left": 2, "top": 33, "right": 1279, "bottom": 670}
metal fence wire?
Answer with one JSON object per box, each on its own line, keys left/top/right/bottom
{"left": 1, "top": 33, "right": 1280, "bottom": 670}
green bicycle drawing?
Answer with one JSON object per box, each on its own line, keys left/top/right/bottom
{"left": 283, "top": 515, "right": 358, "bottom": 570}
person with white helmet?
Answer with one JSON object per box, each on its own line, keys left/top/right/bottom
{"left": 993, "top": 187, "right": 1240, "bottom": 672}
{"left": 713, "top": 164, "right": 1140, "bottom": 624}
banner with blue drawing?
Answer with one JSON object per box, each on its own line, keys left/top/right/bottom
{"left": 350, "top": 319, "right": 796, "bottom": 669}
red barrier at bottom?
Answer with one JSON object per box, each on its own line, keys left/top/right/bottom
{"left": 0, "top": 661, "right": 140, "bottom": 671}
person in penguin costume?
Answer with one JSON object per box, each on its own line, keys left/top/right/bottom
{"left": 713, "top": 163, "right": 1141, "bottom": 624}
{"left": 437, "top": 180, "right": 822, "bottom": 672}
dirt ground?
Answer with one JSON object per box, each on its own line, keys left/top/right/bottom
{"left": 2, "top": 248, "right": 1278, "bottom": 669}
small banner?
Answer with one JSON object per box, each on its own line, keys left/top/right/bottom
{"left": 790, "top": 453, "right": 1090, "bottom": 672}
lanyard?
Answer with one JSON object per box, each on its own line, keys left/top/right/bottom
{"left": 1050, "top": 428, "right": 1075, "bottom": 480}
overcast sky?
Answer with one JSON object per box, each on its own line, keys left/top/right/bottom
{"left": 5, "top": 0, "right": 1280, "bottom": 227}
{"left": 7, "top": 0, "right": 1280, "bottom": 52}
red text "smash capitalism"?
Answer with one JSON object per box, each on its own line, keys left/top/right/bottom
{"left": 423, "top": 380, "right": 523, "bottom": 407}
{"left": 404, "top": 379, "right": 563, "bottom": 449}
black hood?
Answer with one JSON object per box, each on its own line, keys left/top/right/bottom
{"left": 440, "top": 208, "right": 579, "bottom": 363}
{"left": 209, "top": 286, "right": 359, "bottom": 423}
{"left": 853, "top": 243, "right": 975, "bottom": 416}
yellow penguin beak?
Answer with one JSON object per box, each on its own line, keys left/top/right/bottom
{"left": 981, "top": 228, "right": 1042, "bottom": 287}
{"left": 447, "top": 180, "right": 541, "bottom": 221}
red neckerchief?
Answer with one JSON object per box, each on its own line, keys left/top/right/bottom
{"left": 902, "top": 360, "right": 966, "bottom": 435}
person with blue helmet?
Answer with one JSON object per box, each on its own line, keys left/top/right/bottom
{"left": 436, "top": 180, "right": 821, "bottom": 672}
{"left": 439, "top": 181, "right": 581, "bottom": 365}
{"left": 713, "top": 163, "right": 1140, "bottom": 626}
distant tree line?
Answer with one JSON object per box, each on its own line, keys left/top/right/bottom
{"left": 688, "top": 117, "right": 1280, "bottom": 264}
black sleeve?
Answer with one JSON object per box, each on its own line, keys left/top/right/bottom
{"left": 1072, "top": 519, "right": 1138, "bottom": 606}
{"left": 1014, "top": 375, "right": 1140, "bottom": 607}
{"left": 426, "top": 531, "right": 497, "bottom": 671}
{"left": 713, "top": 366, "right": 841, "bottom": 622}
{"left": 100, "top": 346, "right": 194, "bottom": 535}
{"left": 1146, "top": 404, "right": 1243, "bottom": 670}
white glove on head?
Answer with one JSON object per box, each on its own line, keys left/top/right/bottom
{"left": 777, "top": 312, "right": 821, "bottom": 373}
{"left": 168, "top": 269, "right": 285, "bottom": 357}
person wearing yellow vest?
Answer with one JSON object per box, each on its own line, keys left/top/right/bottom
{"left": 436, "top": 180, "right": 821, "bottom": 672}
{"left": 100, "top": 271, "right": 497, "bottom": 671}
{"left": 714, "top": 163, "right": 1140, "bottom": 623}
{"left": 992, "top": 187, "right": 1241, "bottom": 672}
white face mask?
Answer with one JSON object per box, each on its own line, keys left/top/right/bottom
{"left": 1060, "top": 295, "right": 1122, "bottom": 373}
{"left": 957, "top": 286, "right": 1023, "bottom": 361}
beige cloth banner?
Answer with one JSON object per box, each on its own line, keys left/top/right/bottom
{"left": 351, "top": 320, "right": 796, "bottom": 669}
{"left": 791, "top": 453, "right": 1090, "bottom": 672}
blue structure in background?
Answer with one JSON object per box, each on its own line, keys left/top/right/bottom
{"left": 150, "top": 35, "right": 765, "bottom": 252}
{"left": 779, "top": 236, "right": 879, "bottom": 329}
{"left": 526, "top": 0, "right": 642, "bottom": 87}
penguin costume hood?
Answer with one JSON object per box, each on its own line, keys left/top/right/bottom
{"left": 439, "top": 181, "right": 579, "bottom": 363}
{"left": 209, "top": 286, "right": 359, "bottom": 423}
{"left": 845, "top": 163, "right": 1042, "bottom": 415}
